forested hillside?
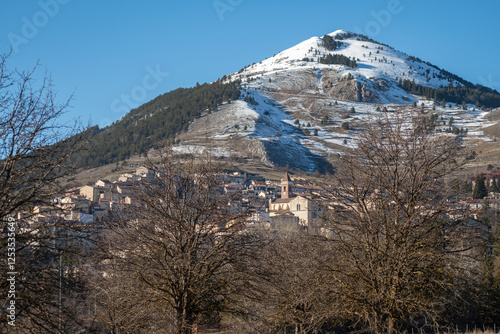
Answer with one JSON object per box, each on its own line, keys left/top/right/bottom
{"left": 399, "top": 78, "right": 500, "bottom": 108}
{"left": 70, "top": 80, "right": 240, "bottom": 168}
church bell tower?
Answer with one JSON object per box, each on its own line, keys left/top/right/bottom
{"left": 281, "top": 172, "right": 293, "bottom": 199}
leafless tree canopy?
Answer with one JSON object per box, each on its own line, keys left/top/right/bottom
{"left": 0, "top": 54, "right": 89, "bottom": 332}
{"left": 320, "top": 114, "right": 472, "bottom": 333}
{"left": 0, "top": 54, "right": 85, "bottom": 219}
{"left": 98, "top": 150, "right": 260, "bottom": 334}
{"left": 254, "top": 232, "right": 338, "bottom": 334}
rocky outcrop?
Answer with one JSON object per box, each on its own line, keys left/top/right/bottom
{"left": 324, "top": 78, "right": 381, "bottom": 103}
{"left": 321, "top": 68, "right": 393, "bottom": 103}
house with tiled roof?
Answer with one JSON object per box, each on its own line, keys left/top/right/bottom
{"left": 249, "top": 180, "right": 267, "bottom": 192}
{"left": 95, "top": 179, "right": 113, "bottom": 189}
{"left": 471, "top": 171, "right": 500, "bottom": 187}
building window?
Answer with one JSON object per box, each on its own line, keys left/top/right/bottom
{"left": 296, "top": 204, "right": 301, "bottom": 211}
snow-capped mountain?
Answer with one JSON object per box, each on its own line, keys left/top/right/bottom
{"left": 174, "top": 30, "right": 499, "bottom": 172}
{"left": 229, "top": 29, "right": 472, "bottom": 103}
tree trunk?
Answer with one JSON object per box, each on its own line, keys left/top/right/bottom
{"left": 175, "top": 308, "right": 190, "bottom": 334}
{"left": 387, "top": 317, "right": 394, "bottom": 334}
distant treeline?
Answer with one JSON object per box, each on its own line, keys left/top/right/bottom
{"left": 70, "top": 81, "right": 240, "bottom": 168}
{"left": 319, "top": 53, "right": 357, "bottom": 68}
{"left": 322, "top": 34, "right": 343, "bottom": 51}
{"left": 399, "top": 78, "right": 500, "bottom": 108}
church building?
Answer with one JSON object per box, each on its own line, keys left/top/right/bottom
{"left": 269, "top": 172, "right": 321, "bottom": 231}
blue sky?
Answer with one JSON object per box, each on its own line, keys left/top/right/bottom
{"left": 1, "top": 0, "right": 499, "bottom": 128}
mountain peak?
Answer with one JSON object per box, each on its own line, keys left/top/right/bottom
{"left": 327, "top": 29, "right": 353, "bottom": 37}
{"left": 229, "top": 28, "right": 483, "bottom": 102}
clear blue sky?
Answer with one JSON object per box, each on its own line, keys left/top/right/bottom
{"left": 1, "top": 0, "right": 499, "bottom": 128}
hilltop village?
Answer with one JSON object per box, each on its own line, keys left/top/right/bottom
{"left": 27, "top": 167, "right": 325, "bottom": 231}
{"left": 21, "top": 165, "right": 500, "bottom": 238}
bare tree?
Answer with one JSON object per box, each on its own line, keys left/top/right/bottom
{"left": 321, "top": 114, "right": 473, "bottom": 333}
{"left": 101, "top": 149, "right": 259, "bottom": 334}
{"left": 0, "top": 54, "right": 84, "bottom": 219}
{"left": 86, "top": 250, "right": 172, "bottom": 333}
{"left": 0, "top": 54, "right": 89, "bottom": 332}
{"left": 257, "top": 232, "right": 339, "bottom": 334}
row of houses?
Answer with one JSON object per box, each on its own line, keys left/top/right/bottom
{"left": 265, "top": 171, "right": 500, "bottom": 236}
{"left": 26, "top": 165, "right": 326, "bottom": 228}
{"left": 471, "top": 171, "right": 500, "bottom": 187}
{"left": 27, "top": 167, "right": 155, "bottom": 224}
{"left": 30, "top": 166, "right": 500, "bottom": 237}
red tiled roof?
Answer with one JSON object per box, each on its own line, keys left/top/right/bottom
{"left": 272, "top": 198, "right": 293, "bottom": 203}
{"left": 466, "top": 198, "right": 500, "bottom": 203}
{"left": 471, "top": 171, "right": 500, "bottom": 181}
